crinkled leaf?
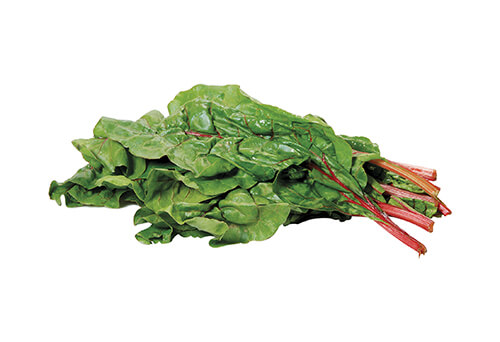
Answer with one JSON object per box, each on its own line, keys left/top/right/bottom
{"left": 167, "top": 137, "right": 235, "bottom": 177}
{"left": 211, "top": 137, "right": 309, "bottom": 181}
{"left": 65, "top": 185, "right": 129, "bottom": 208}
{"left": 219, "top": 189, "right": 259, "bottom": 224}
{"left": 136, "top": 224, "right": 174, "bottom": 245}
{"left": 249, "top": 182, "right": 284, "bottom": 205}
{"left": 155, "top": 168, "right": 256, "bottom": 196}
{"left": 49, "top": 181, "right": 73, "bottom": 206}
{"left": 134, "top": 207, "right": 166, "bottom": 225}
{"left": 72, "top": 138, "right": 145, "bottom": 178}
{"left": 209, "top": 203, "right": 290, "bottom": 247}
{"left": 143, "top": 168, "right": 217, "bottom": 224}
{"left": 93, "top": 116, "right": 185, "bottom": 159}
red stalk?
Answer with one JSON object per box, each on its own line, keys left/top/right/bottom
{"left": 369, "top": 159, "right": 440, "bottom": 198}
{"left": 309, "top": 158, "right": 426, "bottom": 255}
{"left": 185, "top": 131, "right": 213, "bottom": 138}
{"left": 351, "top": 150, "right": 437, "bottom": 181}
{"left": 379, "top": 184, "right": 438, "bottom": 205}
{"left": 390, "top": 161, "right": 437, "bottom": 181}
{"left": 378, "top": 222, "right": 427, "bottom": 255}
{"left": 377, "top": 202, "right": 434, "bottom": 232}
{"left": 369, "top": 159, "right": 450, "bottom": 217}
{"left": 185, "top": 131, "right": 219, "bottom": 138}
{"left": 438, "top": 201, "right": 452, "bottom": 216}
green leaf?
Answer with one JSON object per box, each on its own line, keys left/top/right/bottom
{"left": 248, "top": 182, "right": 284, "bottom": 205}
{"left": 72, "top": 138, "right": 127, "bottom": 173}
{"left": 167, "top": 137, "right": 235, "bottom": 177}
{"left": 154, "top": 168, "right": 257, "bottom": 196}
{"left": 65, "top": 185, "right": 129, "bottom": 208}
{"left": 211, "top": 137, "right": 309, "bottom": 181}
{"left": 136, "top": 110, "right": 165, "bottom": 130}
{"left": 72, "top": 138, "right": 146, "bottom": 178}
{"left": 67, "top": 165, "right": 100, "bottom": 189}
{"left": 340, "top": 135, "right": 380, "bottom": 154}
{"left": 135, "top": 224, "right": 174, "bottom": 245}
{"left": 95, "top": 175, "right": 133, "bottom": 189}
{"left": 184, "top": 217, "right": 228, "bottom": 237}
{"left": 142, "top": 168, "right": 217, "bottom": 224}
{"left": 399, "top": 198, "right": 438, "bottom": 217}
{"left": 350, "top": 152, "right": 381, "bottom": 189}
{"left": 49, "top": 180, "right": 73, "bottom": 206}
{"left": 93, "top": 116, "right": 185, "bottom": 159}
{"left": 209, "top": 203, "right": 290, "bottom": 247}
{"left": 219, "top": 189, "right": 259, "bottom": 224}
{"left": 133, "top": 207, "right": 165, "bottom": 225}
{"left": 176, "top": 229, "right": 212, "bottom": 238}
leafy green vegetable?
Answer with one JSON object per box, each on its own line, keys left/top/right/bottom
{"left": 49, "top": 85, "right": 451, "bottom": 254}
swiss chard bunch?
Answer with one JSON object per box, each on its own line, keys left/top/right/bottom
{"left": 49, "top": 85, "right": 450, "bottom": 254}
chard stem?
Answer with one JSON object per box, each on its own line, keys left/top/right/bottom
{"left": 309, "top": 159, "right": 426, "bottom": 255}
{"left": 379, "top": 184, "right": 438, "bottom": 205}
{"left": 369, "top": 159, "right": 440, "bottom": 198}
{"left": 390, "top": 161, "right": 437, "bottom": 181}
{"left": 378, "top": 222, "right": 427, "bottom": 256}
{"left": 438, "top": 201, "right": 452, "bottom": 216}
{"left": 377, "top": 202, "right": 434, "bottom": 232}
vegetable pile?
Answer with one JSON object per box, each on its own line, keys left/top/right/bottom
{"left": 49, "top": 85, "right": 451, "bottom": 254}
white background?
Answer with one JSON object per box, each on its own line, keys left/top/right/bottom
{"left": 1, "top": 1, "right": 499, "bottom": 341}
